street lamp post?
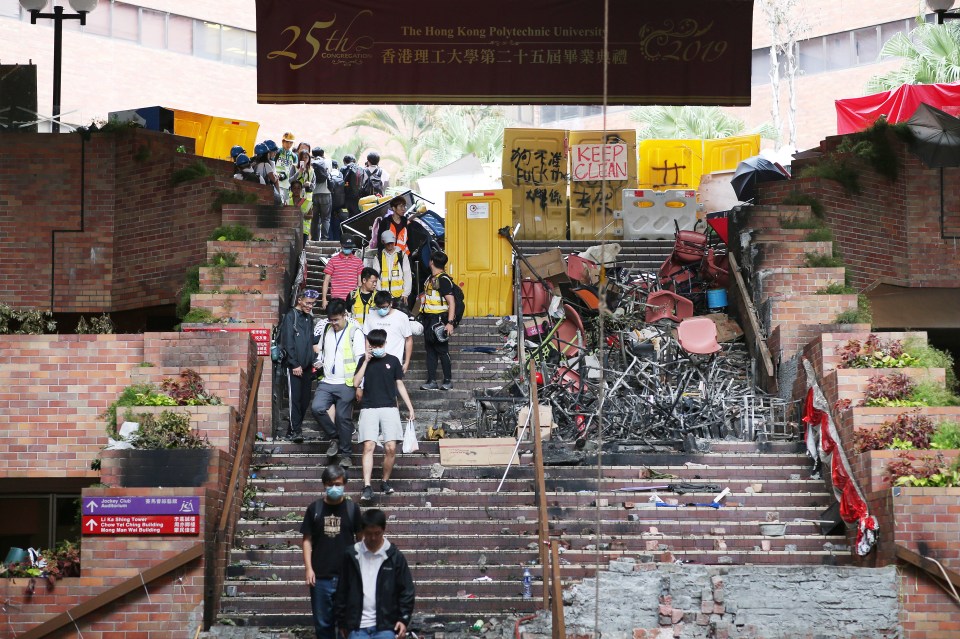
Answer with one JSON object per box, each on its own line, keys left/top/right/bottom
{"left": 19, "top": 0, "right": 99, "bottom": 133}
{"left": 927, "top": 0, "right": 960, "bottom": 24}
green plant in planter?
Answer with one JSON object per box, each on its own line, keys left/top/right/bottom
{"left": 103, "top": 383, "right": 158, "bottom": 438}
{"left": 838, "top": 334, "right": 919, "bottom": 369}
{"left": 780, "top": 217, "right": 822, "bottom": 230}
{"left": 160, "top": 368, "right": 223, "bottom": 406}
{"left": 0, "top": 303, "right": 57, "bottom": 334}
{"left": 797, "top": 156, "right": 861, "bottom": 195}
{"left": 211, "top": 190, "right": 258, "bottom": 213}
{"left": 803, "top": 252, "right": 844, "bottom": 268}
{"left": 836, "top": 293, "right": 872, "bottom": 325}
{"left": 903, "top": 337, "right": 958, "bottom": 391}
{"left": 804, "top": 227, "right": 834, "bottom": 242}
{"left": 931, "top": 421, "right": 960, "bottom": 450}
{"left": 816, "top": 282, "right": 855, "bottom": 295}
{"left": 131, "top": 410, "right": 209, "bottom": 449}
{"left": 210, "top": 224, "right": 255, "bottom": 242}
{"left": 890, "top": 454, "right": 960, "bottom": 488}
{"left": 909, "top": 380, "right": 960, "bottom": 407}
{"left": 177, "top": 264, "right": 201, "bottom": 319}
{"left": 75, "top": 314, "right": 115, "bottom": 334}
{"left": 780, "top": 191, "right": 825, "bottom": 219}
{"left": 170, "top": 160, "right": 212, "bottom": 185}
{"left": 180, "top": 308, "right": 219, "bottom": 324}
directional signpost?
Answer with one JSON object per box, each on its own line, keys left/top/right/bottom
{"left": 82, "top": 497, "right": 200, "bottom": 536}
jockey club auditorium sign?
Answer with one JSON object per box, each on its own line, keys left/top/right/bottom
{"left": 255, "top": 0, "right": 753, "bottom": 106}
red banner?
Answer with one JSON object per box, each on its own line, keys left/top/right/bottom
{"left": 256, "top": 0, "right": 753, "bottom": 106}
{"left": 83, "top": 515, "right": 200, "bottom": 536}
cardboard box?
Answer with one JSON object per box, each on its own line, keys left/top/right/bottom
{"left": 519, "top": 249, "right": 569, "bottom": 284}
{"left": 515, "top": 405, "right": 554, "bottom": 442}
{"left": 439, "top": 438, "right": 520, "bottom": 466}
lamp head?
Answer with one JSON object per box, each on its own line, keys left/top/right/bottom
{"left": 68, "top": 0, "right": 98, "bottom": 12}
{"left": 927, "top": 0, "right": 956, "bottom": 12}
{"left": 19, "top": 0, "right": 49, "bottom": 11}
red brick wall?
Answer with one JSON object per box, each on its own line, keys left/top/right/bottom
{"left": 0, "top": 331, "right": 256, "bottom": 478}
{"left": 0, "top": 129, "right": 278, "bottom": 314}
{"left": 761, "top": 136, "right": 960, "bottom": 290}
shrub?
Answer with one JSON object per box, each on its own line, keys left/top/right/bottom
{"left": 781, "top": 192, "right": 826, "bottom": 219}
{"left": 170, "top": 160, "right": 212, "bottom": 185}
{"left": 838, "top": 334, "right": 919, "bottom": 369}
{"left": 180, "top": 308, "right": 218, "bottom": 324}
{"left": 903, "top": 337, "right": 958, "bottom": 391}
{"left": 887, "top": 453, "right": 960, "bottom": 488}
{"left": 0, "top": 303, "right": 57, "bottom": 334}
{"left": 909, "top": 380, "right": 960, "bottom": 407}
{"left": 797, "top": 156, "right": 861, "bottom": 195}
{"left": 102, "top": 384, "right": 158, "bottom": 438}
{"left": 803, "top": 252, "right": 844, "bottom": 268}
{"left": 780, "top": 217, "right": 822, "bottom": 230}
{"left": 836, "top": 294, "right": 872, "bottom": 325}
{"left": 177, "top": 265, "right": 201, "bottom": 319}
{"left": 211, "top": 190, "right": 258, "bottom": 213}
{"left": 817, "top": 282, "right": 855, "bottom": 295}
{"left": 131, "top": 410, "right": 209, "bottom": 449}
{"left": 931, "top": 421, "right": 960, "bottom": 450}
{"left": 861, "top": 373, "right": 917, "bottom": 407}
{"left": 853, "top": 411, "right": 936, "bottom": 454}
{"left": 40, "top": 540, "right": 81, "bottom": 586}
{"left": 75, "top": 314, "right": 115, "bottom": 334}
{"left": 210, "top": 224, "right": 255, "bottom": 242}
{"left": 805, "top": 227, "right": 834, "bottom": 242}
{"left": 209, "top": 251, "right": 240, "bottom": 268}
{"left": 160, "top": 369, "right": 222, "bottom": 406}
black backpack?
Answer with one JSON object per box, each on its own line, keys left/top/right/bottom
{"left": 328, "top": 169, "right": 345, "bottom": 209}
{"left": 240, "top": 171, "right": 262, "bottom": 184}
{"left": 439, "top": 274, "right": 465, "bottom": 326}
{"left": 360, "top": 166, "right": 384, "bottom": 198}
{"left": 344, "top": 163, "right": 364, "bottom": 199}
{"left": 312, "top": 159, "right": 329, "bottom": 185}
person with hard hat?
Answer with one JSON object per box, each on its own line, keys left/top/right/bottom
{"left": 370, "top": 229, "right": 411, "bottom": 310}
{"left": 233, "top": 153, "right": 263, "bottom": 184}
{"left": 276, "top": 132, "right": 298, "bottom": 203}
{"left": 254, "top": 142, "right": 279, "bottom": 199}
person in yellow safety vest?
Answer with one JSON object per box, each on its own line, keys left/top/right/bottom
{"left": 276, "top": 131, "right": 298, "bottom": 203}
{"left": 310, "top": 299, "right": 366, "bottom": 468}
{"left": 412, "top": 251, "right": 456, "bottom": 391}
{"left": 372, "top": 229, "right": 412, "bottom": 309}
{"left": 346, "top": 267, "right": 380, "bottom": 325}
{"left": 290, "top": 181, "right": 314, "bottom": 243}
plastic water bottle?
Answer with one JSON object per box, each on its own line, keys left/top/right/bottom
{"left": 522, "top": 568, "right": 532, "bottom": 599}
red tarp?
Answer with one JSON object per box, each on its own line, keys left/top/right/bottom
{"left": 836, "top": 82, "right": 960, "bottom": 134}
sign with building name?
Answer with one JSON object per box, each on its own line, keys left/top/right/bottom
{"left": 571, "top": 143, "right": 629, "bottom": 181}
{"left": 83, "top": 496, "right": 199, "bottom": 516}
{"left": 256, "top": 0, "right": 754, "bottom": 106}
{"left": 180, "top": 325, "right": 270, "bottom": 356}
{"left": 82, "top": 515, "right": 200, "bottom": 536}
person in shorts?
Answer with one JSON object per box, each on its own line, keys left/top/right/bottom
{"left": 352, "top": 329, "right": 414, "bottom": 504}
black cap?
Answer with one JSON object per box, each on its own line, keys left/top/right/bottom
{"left": 340, "top": 237, "right": 356, "bottom": 249}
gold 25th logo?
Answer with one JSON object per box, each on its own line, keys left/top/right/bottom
{"left": 267, "top": 10, "right": 374, "bottom": 69}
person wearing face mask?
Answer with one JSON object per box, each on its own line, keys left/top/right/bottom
{"left": 322, "top": 237, "right": 364, "bottom": 311}
{"left": 301, "top": 464, "right": 362, "bottom": 639}
{"left": 334, "top": 509, "right": 414, "bottom": 639}
{"left": 362, "top": 291, "right": 413, "bottom": 375}
{"left": 369, "top": 229, "right": 411, "bottom": 310}
{"left": 352, "top": 329, "right": 414, "bottom": 504}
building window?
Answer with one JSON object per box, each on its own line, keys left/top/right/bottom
{"left": 798, "top": 38, "right": 826, "bottom": 75}
{"left": 854, "top": 26, "right": 880, "bottom": 65}
{"left": 194, "top": 21, "right": 222, "bottom": 61}
{"left": 0, "top": 495, "right": 81, "bottom": 553}
{"left": 140, "top": 8, "right": 165, "bottom": 49}
{"left": 0, "top": 0, "right": 19, "bottom": 18}
{"left": 83, "top": 0, "right": 111, "bottom": 36}
{"left": 246, "top": 31, "right": 257, "bottom": 66}
{"left": 112, "top": 1, "right": 138, "bottom": 42}
{"left": 825, "top": 32, "right": 854, "bottom": 71}
{"left": 167, "top": 14, "right": 193, "bottom": 55}
{"left": 221, "top": 25, "right": 246, "bottom": 65}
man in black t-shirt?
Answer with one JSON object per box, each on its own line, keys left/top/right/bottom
{"left": 353, "top": 329, "right": 415, "bottom": 505}
{"left": 300, "top": 464, "right": 362, "bottom": 639}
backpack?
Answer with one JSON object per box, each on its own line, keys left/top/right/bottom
{"left": 360, "top": 166, "right": 384, "bottom": 198}
{"left": 345, "top": 163, "right": 363, "bottom": 199}
{"left": 439, "top": 274, "right": 465, "bottom": 326}
{"left": 311, "top": 497, "right": 359, "bottom": 534}
{"left": 270, "top": 320, "right": 285, "bottom": 363}
{"left": 328, "top": 169, "right": 346, "bottom": 209}
{"left": 240, "top": 171, "right": 263, "bottom": 184}
{"left": 312, "top": 159, "right": 329, "bottom": 185}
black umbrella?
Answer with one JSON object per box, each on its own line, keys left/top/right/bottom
{"left": 905, "top": 102, "right": 960, "bottom": 169}
{"left": 730, "top": 156, "right": 790, "bottom": 203}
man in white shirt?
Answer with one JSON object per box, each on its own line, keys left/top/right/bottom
{"left": 334, "top": 509, "right": 414, "bottom": 639}
{"left": 362, "top": 291, "right": 413, "bottom": 374}
{"left": 311, "top": 299, "right": 367, "bottom": 468}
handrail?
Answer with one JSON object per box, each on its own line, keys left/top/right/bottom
{"left": 895, "top": 545, "right": 960, "bottom": 606}
{"left": 218, "top": 355, "right": 264, "bottom": 534}
{"left": 727, "top": 252, "right": 777, "bottom": 390}
{"left": 18, "top": 543, "right": 204, "bottom": 639}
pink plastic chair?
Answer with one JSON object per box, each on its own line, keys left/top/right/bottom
{"left": 677, "top": 317, "right": 721, "bottom": 355}
{"left": 644, "top": 290, "right": 694, "bottom": 324}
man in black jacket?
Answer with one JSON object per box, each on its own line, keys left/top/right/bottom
{"left": 334, "top": 509, "right": 414, "bottom": 639}
{"left": 281, "top": 288, "right": 321, "bottom": 442}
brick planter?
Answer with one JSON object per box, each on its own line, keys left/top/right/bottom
{"left": 826, "top": 367, "right": 945, "bottom": 403}
{"left": 839, "top": 406, "right": 960, "bottom": 453}
{"left": 118, "top": 404, "right": 237, "bottom": 452}
{"left": 101, "top": 448, "right": 213, "bottom": 487}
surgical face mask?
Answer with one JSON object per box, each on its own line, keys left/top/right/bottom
{"left": 372, "top": 348, "right": 387, "bottom": 358}
{"left": 342, "top": 248, "right": 353, "bottom": 255}
{"left": 325, "top": 485, "right": 344, "bottom": 500}
{"left": 376, "top": 307, "right": 390, "bottom": 317}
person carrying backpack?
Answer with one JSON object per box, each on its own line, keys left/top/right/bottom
{"left": 341, "top": 155, "right": 364, "bottom": 225}
{"left": 300, "top": 463, "right": 362, "bottom": 639}
{"left": 311, "top": 147, "right": 333, "bottom": 241}
{"left": 412, "top": 251, "right": 463, "bottom": 391}
{"left": 360, "top": 151, "right": 389, "bottom": 198}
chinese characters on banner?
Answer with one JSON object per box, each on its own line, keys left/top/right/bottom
{"left": 255, "top": 0, "right": 753, "bottom": 105}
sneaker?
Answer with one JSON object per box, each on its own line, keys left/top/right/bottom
{"left": 339, "top": 456, "right": 352, "bottom": 469}
{"left": 380, "top": 481, "right": 395, "bottom": 495}
{"left": 360, "top": 485, "right": 374, "bottom": 504}
{"left": 420, "top": 381, "right": 440, "bottom": 391}
{"left": 292, "top": 433, "right": 304, "bottom": 444}
{"left": 440, "top": 381, "right": 453, "bottom": 391}
{"left": 326, "top": 440, "right": 339, "bottom": 457}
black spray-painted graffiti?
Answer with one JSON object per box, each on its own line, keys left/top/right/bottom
{"left": 572, "top": 180, "right": 628, "bottom": 216}
{"left": 651, "top": 160, "right": 689, "bottom": 188}
{"left": 511, "top": 147, "right": 569, "bottom": 211}
{"left": 524, "top": 187, "right": 565, "bottom": 210}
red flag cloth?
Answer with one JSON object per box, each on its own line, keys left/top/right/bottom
{"left": 836, "top": 82, "right": 960, "bottom": 134}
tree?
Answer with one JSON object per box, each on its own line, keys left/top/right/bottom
{"left": 327, "top": 129, "right": 372, "bottom": 166}
{"left": 866, "top": 21, "right": 960, "bottom": 93}
{"left": 338, "top": 105, "right": 435, "bottom": 168}
{"left": 758, "top": 0, "right": 808, "bottom": 148}
{"left": 629, "top": 105, "right": 779, "bottom": 142}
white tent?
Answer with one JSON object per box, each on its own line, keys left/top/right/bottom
{"left": 413, "top": 154, "right": 501, "bottom": 217}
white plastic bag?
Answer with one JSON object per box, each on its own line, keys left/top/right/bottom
{"left": 402, "top": 419, "right": 419, "bottom": 454}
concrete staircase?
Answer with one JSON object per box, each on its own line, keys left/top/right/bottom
{"left": 220, "top": 439, "right": 849, "bottom": 630}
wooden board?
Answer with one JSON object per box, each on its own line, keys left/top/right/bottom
{"left": 439, "top": 438, "right": 520, "bottom": 466}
